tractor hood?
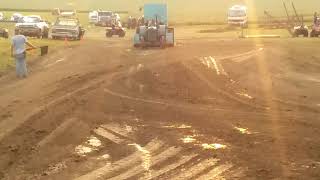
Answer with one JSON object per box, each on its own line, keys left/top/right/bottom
{"left": 52, "top": 25, "right": 78, "bottom": 30}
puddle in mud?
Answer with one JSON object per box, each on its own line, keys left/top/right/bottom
{"left": 234, "top": 127, "right": 251, "bottom": 135}
{"left": 181, "top": 135, "right": 197, "bottom": 143}
{"left": 75, "top": 136, "right": 102, "bottom": 156}
{"left": 236, "top": 92, "right": 253, "bottom": 99}
{"left": 87, "top": 136, "right": 102, "bottom": 147}
{"left": 96, "top": 154, "right": 111, "bottom": 160}
{"left": 125, "top": 125, "right": 133, "bottom": 132}
{"left": 163, "top": 124, "right": 192, "bottom": 129}
{"left": 128, "top": 143, "right": 151, "bottom": 172}
{"left": 42, "top": 162, "right": 67, "bottom": 176}
{"left": 202, "top": 143, "right": 227, "bottom": 150}
{"left": 102, "top": 154, "right": 110, "bottom": 159}
{"left": 75, "top": 145, "right": 93, "bottom": 155}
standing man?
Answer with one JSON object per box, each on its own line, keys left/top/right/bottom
{"left": 11, "top": 31, "right": 36, "bottom": 78}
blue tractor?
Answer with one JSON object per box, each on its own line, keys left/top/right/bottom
{"left": 133, "top": 4, "right": 174, "bottom": 48}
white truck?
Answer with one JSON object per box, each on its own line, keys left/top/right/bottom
{"left": 228, "top": 5, "right": 248, "bottom": 27}
{"left": 15, "top": 15, "right": 49, "bottom": 38}
{"left": 0, "top": 12, "right": 4, "bottom": 21}
{"left": 96, "top": 11, "right": 115, "bottom": 27}
{"left": 89, "top": 11, "right": 98, "bottom": 24}
{"left": 11, "top": 13, "right": 23, "bottom": 22}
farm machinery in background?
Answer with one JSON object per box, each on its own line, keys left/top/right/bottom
{"left": 106, "top": 21, "right": 126, "bottom": 38}
{"left": 134, "top": 3, "right": 174, "bottom": 48}
{"left": 283, "top": 1, "right": 308, "bottom": 37}
{"left": 310, "top": 12, "right": 320, "bottom": 37}
{"left": 259, "top": 10, "right": 289, "bottom": 29}
{"left": 260, "top": 1, "right": 314, "bottom": 38}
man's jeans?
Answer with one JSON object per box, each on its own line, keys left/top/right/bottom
{"left": 15, "top": 52, "right": 27, "bottom": 78}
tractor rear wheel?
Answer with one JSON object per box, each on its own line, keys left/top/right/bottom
{"left": 119, "top": 31, "right": 125, "bottom": 37}
{"left": 310, "top": 30, "right": 315, "bottom": 37}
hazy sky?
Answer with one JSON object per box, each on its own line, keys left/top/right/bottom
{"left": 1, "top": 0, "right": 319, "bottom": 21}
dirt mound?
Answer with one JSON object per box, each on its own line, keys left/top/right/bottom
{"left": 108, "top": 61, "right": 236, "bottom": 106}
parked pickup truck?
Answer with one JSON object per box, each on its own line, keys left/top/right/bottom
{"left": 15, "top": 15, "right": 49, "bottom": 38}
{"left": 51, "top": 17, "right": 85, "bottom": 40}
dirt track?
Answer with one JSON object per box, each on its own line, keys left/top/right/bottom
{"left": 0, "top": 28, "right": 320, "bottom": 180}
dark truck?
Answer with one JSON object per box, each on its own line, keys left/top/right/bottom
{"left": 0, "top": 28, "right": 9, "bottom": 38}
{"left": 51, "top": 17, "right": 85, "bottom": 40}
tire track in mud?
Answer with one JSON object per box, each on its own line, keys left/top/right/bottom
{"left": 196, "top": 163, "right": 233, "bottom": 180}
{"left": 108, "top": 146, "right": 183, "bottom": 180}
{"left": 37, "top": 118, "right": 78, "bottom": 147}
{"left": 170, "top": 158, "right": 219, "bottom": 180}
{"left": 0, "top": 71, "right": 114, "bottom": 142}
{"left": 140, "top": 154, "right": 197, "bottom": 179}
{"left": 74, "top": 123, "right": 244, "bottom": 180}
{"left": 74, "top": 139, "right": 165, "bottom": 180}
{"left": 103, "top": 88, "right": 268, "bottom": 117}
{"left": 181, "top": 61, "right": 266, "bottom": 110}
{"left": 199, "top": 48, "right": 320, "bottom": 113}
{"left": 218, "top": 48, "right": 264, "bottom": 63}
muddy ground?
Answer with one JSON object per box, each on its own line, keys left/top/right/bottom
{"left": 0, "top": 27, "right": 320, "bottom": 180}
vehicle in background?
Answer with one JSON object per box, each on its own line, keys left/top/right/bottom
{"left": 52, "top": 8, "right": 61, "bottom": 16}
{"left": 0, "top": 12, "right": 4, "bottom": 21}
{"left": 51, "top": 17, "right": 85, "bottom": 40}
{"left": 283, "top": 2, "right": 308, "bottom": 37}
{"left": 15, "top": 15, "right": 49, "bottom": 38}
{"left": 96, "top": 11, "right": 115, "bottom": 27}
{"left": 89, "top": 11, "right": 98, "bottom": 24}
{"left": 60, "top": 10, "right": 77, "bottom": 17}
{"left": 114, "top": 13, "right": 121, "bottom": 22}
{"left": 0, "top": 28, "right": 9, "bottom": 38}
{"left": 133, "top": 3, "right": 174, "bottom": 48}
{"left": 106, "top": 21, "right": 126, "bottom": 38}
{"left": 52, "top": 8, "right": 77, "bottom": 17}
{"left": 11, "top": 13, "right": 23, "bottom": 22}
{"left": 126, "top": 16, "right": 138, "bottom": 29}
{"left": 227, "top": 5, "right": 248, "bottom": 28}
{"left": 310, "top": 15, "right": 320, "bottom": 37}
